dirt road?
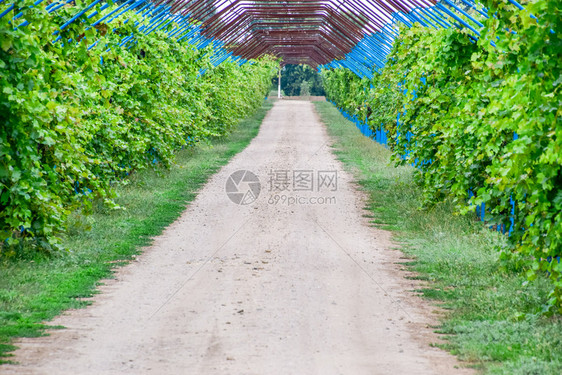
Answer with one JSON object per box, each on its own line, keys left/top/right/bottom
{"left": 4, "top": 100, "right": 471, "bottom": 374}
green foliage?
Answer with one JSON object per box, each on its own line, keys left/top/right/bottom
{"left": 275, "top": 64, "right": 325, "bottom": 96}
{"left": 0, "top": 99, "right": 273, "bottom": 362}
{"left": 300, "top": 80, "right": 310, "bottom": 97}
{"left": 315, "top": 100, "right": 562, "bottom": 374}
{"left": 322, "top": 0, "right": 562, "bottom": 310}
{"left": 0, "top": 1, "right": 277, "bottom": 254}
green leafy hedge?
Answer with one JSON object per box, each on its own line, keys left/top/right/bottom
{"left": 323, "top": 0, "right": 562, "bottom": 311}
{"left": 0, "top": 1, "right": 277, "bottom": 254}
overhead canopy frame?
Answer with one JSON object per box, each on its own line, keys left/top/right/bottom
{"left": 152, "top": 0, "right": 442, "bottom": 67}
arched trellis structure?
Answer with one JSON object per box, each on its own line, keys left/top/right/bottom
{"left": 171, "top": 0, "right": 425, "bottom": 67}
{"left": 146, "top": 0, "right": 507, "bottom": 77}
{"left": 0, "top": 0, "right": 526, "bottom": 77}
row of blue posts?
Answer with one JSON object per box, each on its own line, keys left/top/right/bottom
{"left": 329, "top": 93, "right": 516, "bottom": 236}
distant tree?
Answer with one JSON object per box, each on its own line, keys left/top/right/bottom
{"left": 300, "top": 81, "right": 310, "bottom": 97}
{"left": 272, "top": 64, "right": 325, "bottom": 96}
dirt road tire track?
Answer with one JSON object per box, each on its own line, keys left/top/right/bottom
{"left": 3, "top": 100, "right": 472, "bottom": 375}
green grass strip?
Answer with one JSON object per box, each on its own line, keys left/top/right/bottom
{"left": 0, "top": 100, "right": 273, "bottom": 363}
{"left": 314, "top": 101, "right": 562, "bottom": 375}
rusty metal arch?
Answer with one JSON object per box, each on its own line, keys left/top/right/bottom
{"left": 1, "top": 0, "right": 499, "bottom": 78}
{"left": 151, "top": 0, "right": 441, "bottom": 68}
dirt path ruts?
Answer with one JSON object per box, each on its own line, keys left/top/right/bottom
{"left": 3, "top": 100, "right": 472, "bottom": 375}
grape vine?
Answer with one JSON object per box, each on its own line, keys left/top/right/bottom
{"left": 0, "top": 1, "right": 277, "bottom": 254}
{"left": 323, "top": 0, "right": 562, "bottom": 311}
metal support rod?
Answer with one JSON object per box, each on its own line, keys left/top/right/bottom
{"left": 278, "top": 66, "right": 281, "bottom": 99}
